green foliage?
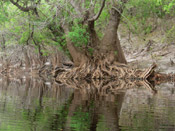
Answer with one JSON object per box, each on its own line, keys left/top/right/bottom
{"left": 124, "top": 0, "right": 175, "bottom": 18}
{"left": 1, "top": 0, "right": 175, "bottom": 56}
{"left": 157, "top": 0, "right": 175, "bottom": 14}
{"left": 0, "top": 2, "right": 9, "bottom": 23}
{"left": 56, "top": 35, "right": 66, "bottom": 49}
{"left": 123, "top": 0, "right": 175, "bottom": 35}
{"left": 19, "top": 31, "right": 30, "bottom": 44}
{"left": 68, "top": 24, "right": 89, "bottom": 48}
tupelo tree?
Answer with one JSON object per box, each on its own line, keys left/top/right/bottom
{"left": 61, "top": 0, "right": 127, "bottom": 66}
{"left": 0, "top": 0, "right": 173, "bottom": 87}
{"left": 1, "top": 0, "right": 174, "bottom": 84}
{"left": 9, "top": 0, "right": 127, "bottom": 66}
{"left": 8, "top": 0, "right": 130, "bottom": 79}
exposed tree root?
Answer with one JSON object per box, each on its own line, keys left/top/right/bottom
{"left": 55, "top": 76, "right": 157, "bottom": 96}
{"left": 54, "top": 60, "right": 175, "bottom": 93}
{"left": 1, "top": 55, "right": 174, "bottom": 90}
{"left": 55, "top": 60, "right": 157, "bottom": 81}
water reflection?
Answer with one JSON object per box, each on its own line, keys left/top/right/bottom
{"left": 0, "top": 76, "right": 175, "bottom": 131}
{"left": 0, "top": 77, "right": 73, "bottom": 131}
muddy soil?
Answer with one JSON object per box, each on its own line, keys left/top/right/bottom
{"left": 119, "top": 28, "right": 175, "bottom": 74}
{"left": 126, "top": 43, "right": 175, "bottom": 73}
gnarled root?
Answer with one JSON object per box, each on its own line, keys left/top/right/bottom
{"left": 55, "top": 60, "right": 157, "bottom": 82}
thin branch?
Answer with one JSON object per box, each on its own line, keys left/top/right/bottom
{"left": 111, "top": 6, "right": 123, "bottom": 15}
{"left": 88, "top": 0, "right": 106, "bottom": 22}
{"left": 10, "top": 0, "right": 41, "bottom": 15}
{"left": 69, "top": 0, "right": 82, "bottom": 17}
{"left": 10, "top": 0, "right": 34, "bottom": 12}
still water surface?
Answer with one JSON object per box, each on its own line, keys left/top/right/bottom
{"left": 0, "top": 77, "right": 175, "bottom": 131}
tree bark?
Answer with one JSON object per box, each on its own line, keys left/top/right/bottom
{"left": 88, "top": 21, "right": 100, "bottom": 48}
{"left": 100, "top": 8, "right": 127, "bottom": 64}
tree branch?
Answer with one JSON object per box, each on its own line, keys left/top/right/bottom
{"left": 88, "top": 0, "right": 106, "bottom": 22}
{"left": 10, "top": 0, "right": 40, "bottom": 16}
{"left": 10, "top": 0, "right": 34, "bottom": 12}
{"left": 69, "top": 0, "right": 82, "bottom": 17}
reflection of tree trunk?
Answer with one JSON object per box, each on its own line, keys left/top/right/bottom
{"left": 38, "top": 82, "right": 44, "bottom": 107}
{"left": 90, "top": 108, "right": 99, "bottom": 131}
{"left": 1, "top": 34, "right": 6, "bottom": 49}
{"left": 2, "top": 77, "right": 10, "bottom": 112}
{"left": 98, "top": 93, "right": 125, "bottom": 131}
{"left": 65, "top": 90, "right": 82, "bottom": 130}
{"left": 65, "top": 88, "right": 125, "bottom": 131}
{"left": 22, "top": 77, "right": 31, "bottom": 108}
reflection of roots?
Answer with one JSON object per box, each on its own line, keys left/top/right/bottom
{"left": 55, "top": 77, "right": 157, "bottom": 96}
{"left": 148, "top": 72, "right": 175, "bottom": 85}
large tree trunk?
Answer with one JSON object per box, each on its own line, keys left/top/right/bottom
{"left": 99, "top": 8, "right": 127, "bottom": 64}
{"left": 60, "top": 0, "right": 127, "bottom": 68}
{"left": 64, "top": 3, "right": 127, "bottom": 67}
{"left": 54, "top": 0, "right": 128, "bottom": 79}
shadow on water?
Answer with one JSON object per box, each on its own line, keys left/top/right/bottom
{"left": 0, "top": 76, "right": 175, "bottom": 131}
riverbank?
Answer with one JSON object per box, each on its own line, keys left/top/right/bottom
{"left": 118, "top": 23, "right": 175, "bottom": 74}
{"left": 0, "top": 23, "right": 175, "bottom": 77}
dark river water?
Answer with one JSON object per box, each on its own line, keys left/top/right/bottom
{"left": 0, "top": 76, "right": 175, "bottom": 131}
